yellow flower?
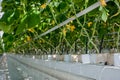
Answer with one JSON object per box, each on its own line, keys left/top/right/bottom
{"left": 100, "top": 0, "right": 107, "bottom": 7}
{"left": 70, "top": 20, "right": 73, "bottom": 23}
{"left": 26, "top": 36, "right": 31, "bottom": 41}
{"left": 63, "top": 28, "right": 67, "bottom": 36}
{"left": 52, "top": 20, "right": 55, "bottom": 25}
{"left": 66, "top": 24, "right": 71, "bottom": 30}
{"left": 24, "top": 40, "right": 27, "bottom": 43}
{"left": 88, "top": 22, "right": 93, "bottom": 27}
{"left": 28, "top": 28, "right": 35, "bottom": 33}
{"left": 39, "top": 40, "right": 42, "bottom": 43}
{"left": 39, "top": 39, "right": 45, "bottom": 43}
{"left": 70, "top": 25, "right": 75, "bottom": 32}
{"left": 40, "top": 3, "right": 46, "bottom": 9}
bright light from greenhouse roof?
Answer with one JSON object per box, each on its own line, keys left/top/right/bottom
{"left": 0, "top": 0, "right": 4, "bottom": 36}
{"left": 0, "top": 12, "right": 4, "bottom": 18}
{"left": 0, "top": 31, "right": 4, "bottom": 37}
{"left": 0, "top": 0, "right": 4, "bottom": 19}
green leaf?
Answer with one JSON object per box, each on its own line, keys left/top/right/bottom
{"left": 100, "top": 7, "right": 109, "bottom": 22}
{"left": 16, "top": 23, "right": 26, "bottom": 35}
{"left": 15, "top": 14, "right": 28, "bottom": 35}
{"left": 3, "top": 34, "right": 14, "bottom": 42}
{"left": 8, "top": 12, "right": 15, "bottom": 22}
{"left": 57, "top": 2, "right": 68, "bottom": 12}
{"left": 102, "top": 11, "right": 108, "bottom": 22}
{"left": 99, "top": 6, "right": 103, "bottom": 11}
{"left": 27, "top": 12, "right": 40, "bottom": 28}
{"left": 0, "top": 10, "right": 14, "bottom": 24}
{"left": 0, "top": 22, "right": 11, "bottom": 33}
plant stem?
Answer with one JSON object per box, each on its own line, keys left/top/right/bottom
{"left": 116, "top": 26, "right": 120, "bottom": 52}
{"left": 99, "top": 35, "right": 104, "bottom": 53}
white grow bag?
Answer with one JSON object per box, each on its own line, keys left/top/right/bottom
{"left": 114, "top": 53, "right": 120, "bottom": 66}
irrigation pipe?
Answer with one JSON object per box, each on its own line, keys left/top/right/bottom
{"left": 17, "top": 0, "right": 110, "bottom": 48}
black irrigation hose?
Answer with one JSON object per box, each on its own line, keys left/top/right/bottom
{"left": 17, "top": 0, "right": 110, "bottom": 48}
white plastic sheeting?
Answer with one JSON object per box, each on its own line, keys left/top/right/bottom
{"left": 8, "top": 55, "right": 94, "bottom": 80}
{"left": 8, "top": 54, "right": 120, "bottom": 80}
{"left": 114, "top": 53, "right": 120, "bottom": 66}
{"left": 81, "top": 54, "right": 90, "bottom": 64}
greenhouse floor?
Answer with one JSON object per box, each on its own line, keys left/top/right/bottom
{"left": 0, "top": 71, "right": 6, "bottom": 80}
{"left": 0, "top": 67, "right": 9, "bottom": 80}
{"left": 0, "top": 57, "right": 4, "bottom": 80}
{"left": 0, "top": 57, "right": 10, "bottom": 80}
